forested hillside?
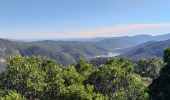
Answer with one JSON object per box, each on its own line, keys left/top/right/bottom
{"left": 15, "top": 41, "right": 107, "bottom": 65}
{"left": 121, "top": 39, "right": 170, "bottom": 58}
{"left": 0, "top": 38, "right": 19, "bottom": 59}
{"left": 0, "top": 39, "right": 107, "bottom": 65}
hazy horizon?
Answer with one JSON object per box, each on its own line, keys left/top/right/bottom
{"left": 1, "top": 0, "right": 170, "bottom": 39}
{"left": 2, "top": 33, "right": 169, "bottom": 42}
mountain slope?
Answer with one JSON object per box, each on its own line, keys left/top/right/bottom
{"left": 0, "top": 38, "right": 19, "bottom": 58}
{"left": 0, "top": 39, "right": 108, "bottom": 65}
{"left": 121, "top": 39, "right": 170, "bottom": 58}
{"left": 1, "top": 33, "right": 170, "bottom": 65}
{"left": 13, "top": 41, "right": 107, "bottom": 65}
{"left": 96, "top": 34, "right": 170, "bottom": 50}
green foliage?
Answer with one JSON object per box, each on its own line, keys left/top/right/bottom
{"left": 148, "top": 48, "right": 170, "bottom": 100}
{"left": 86, "top": 58, "right": 149, "bottom": 100}
{"left": 41, "top": 58, "right": 65, "bottom": 99}
{"left": 0, "top": 91, "right": 26, "bottom": 100}
{"left": 74, "top": 58, "right": 96, "bottom": 79}
{"left": 62, "top": 84, "right": 104, "bottom": 100}
{"left": 63, "top": 66, "right": 84, "bottom": 86}
{"left": 135, "top": 58, "right": 164, "bottom": 79}
{"left": 0, "top": 55, "right": 149, "bottom": 100}
{"left": 163, "top": 48, "right": 170, "bottom": 63}
{"left": 89, "top": 57, "right": 109, "bottom": 66}
{"left": 1, "top": 55, "right": 46, "bottom": 99}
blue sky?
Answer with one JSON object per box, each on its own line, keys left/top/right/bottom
{"left": 0, "top": 0, "right": 170, "bottom": 39}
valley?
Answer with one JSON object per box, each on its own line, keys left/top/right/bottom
{"left": 1, "top": 33, "right": 170, "bottom": 65}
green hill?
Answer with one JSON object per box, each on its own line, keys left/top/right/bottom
{"left": 1, "top": 33, "right": 170, "bottom": 65}
{"left": 16, "top": 41, "right": 108, "bottom": 64}
{"left": 121, "top": 39, "right": 170, "bottom": 58}
{"left": 0, "top": 39, "right": 108, "bottom": 65}
{"left": 0, "top": 38, "right": 19, "bottom": 58}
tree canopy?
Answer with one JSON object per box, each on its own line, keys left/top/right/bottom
{"left": 148, "top": 48, "right": 170, "bottom": 100}
{"left": 0, "top": 55, "right": 150, "bottom": 99}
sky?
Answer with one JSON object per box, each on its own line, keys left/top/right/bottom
{"left": 0, "top": 0, "right": 170, "bottom": 39}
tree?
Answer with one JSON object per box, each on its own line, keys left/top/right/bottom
{"left": 74, "top": 58, "right": 96, "bottom": 79}
{"left": 0, "top": 91, "right": 26, "bottom": 100}
{"left": 86, "top": 58, "right": 148, "bottom": 99}
{"left": 41, "top": 58, "right": 65, "bottom": 99}
{"left": 148, "top": 48, "right": 170, "bottom": 100}
{"left": 62, "top": 84, "right": 105, "bottom": 100}
{"left": 0, "top": 55, "right": 46, "bottom": 99}
{"left": 0, "top": 55, "right": 150, "bottom": 100}
{"left": 0, "top": 55, "right": 104, "bottom": 99}
{"left": 135, "top": 58, "right": 164, "bottom": 79}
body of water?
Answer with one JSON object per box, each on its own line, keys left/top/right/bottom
{"left": 95, "top": 52, "right": 121, "bottom": 58}
{"left": 104, "top": 52, "right": 122, "bottom": 57}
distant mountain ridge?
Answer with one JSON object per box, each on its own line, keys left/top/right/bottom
{"left": 1, "top": 33, "right": 170, "bottom": 64}
{"left": 95, "top": 34, "right": 170, "bottom": 50}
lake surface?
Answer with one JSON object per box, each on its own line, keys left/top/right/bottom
{"left": 104, "top": 52, "right": 122, "bottom": 57}
{"left": 95, "top": 52, "right": 122, "bottom": 58}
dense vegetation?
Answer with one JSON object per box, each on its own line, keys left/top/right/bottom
{"left": 133, "top": 58, "right": 164, "bottom": 79}
{"left": 148, "top": 48, "right": 170, "bottom": 100}
{"left": 0, "top": 55, "right": 151, "bottom": 100}
{"left": 0, "top": 49, "right": 170, "bottom": 99}
{"left": 89, "top": 57, "right": 164, "bottom": 79}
